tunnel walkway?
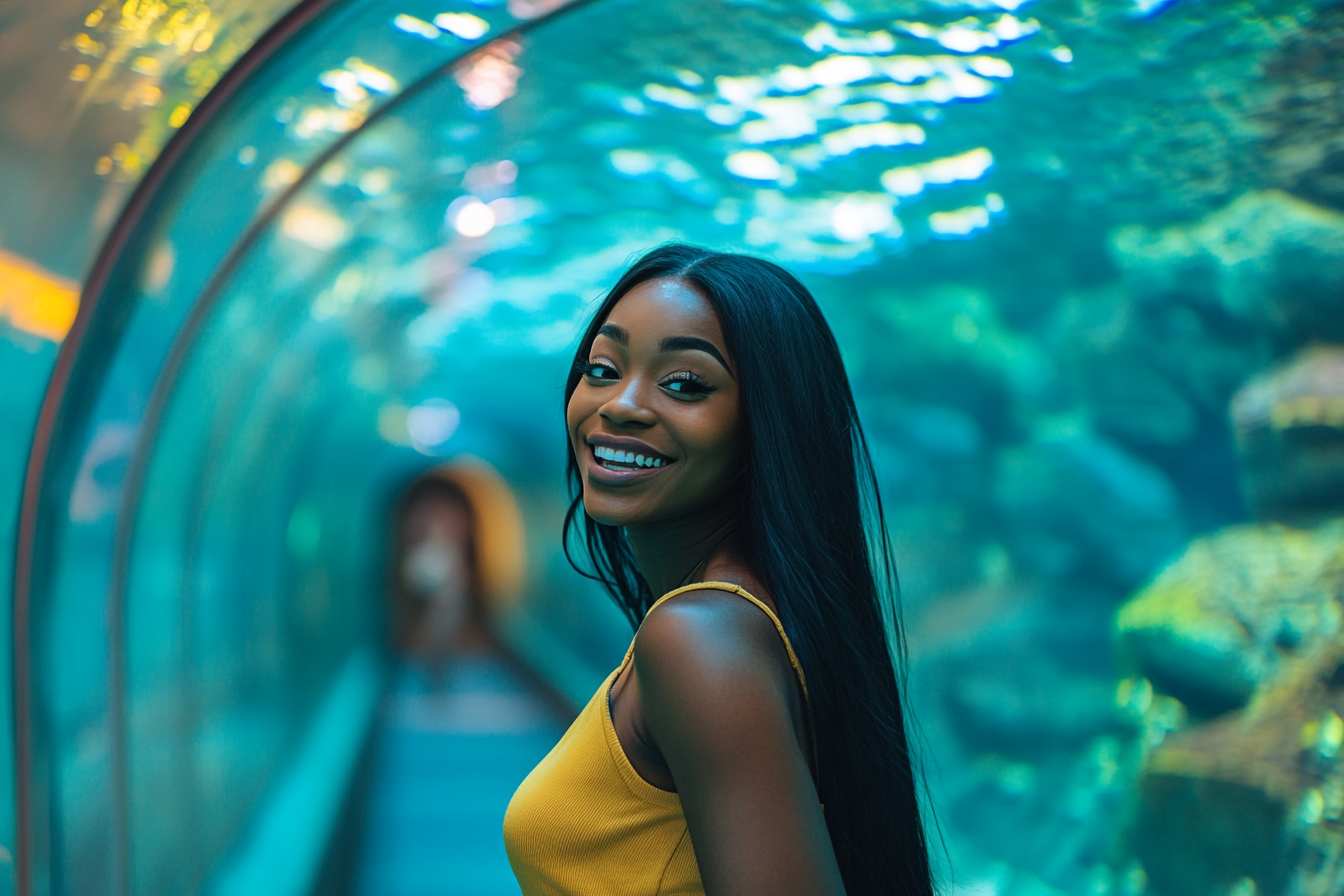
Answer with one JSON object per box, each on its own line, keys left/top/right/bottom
{"left": 354, "top": 647, "right": 567, "bottom": 896}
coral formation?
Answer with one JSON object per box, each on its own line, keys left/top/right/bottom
{"left": 1111, "top": 177, "right": 1344, "bottom": 890}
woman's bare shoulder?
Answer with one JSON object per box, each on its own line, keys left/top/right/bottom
{"left": 632, "top": 587, "right": 795, "bottom": 720}
{"left": 630, "top": 587, "right": 842, "bottom": 896}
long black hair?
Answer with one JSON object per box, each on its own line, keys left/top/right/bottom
{"left": 562, "top": 244, "right": 935, "bottom": 896}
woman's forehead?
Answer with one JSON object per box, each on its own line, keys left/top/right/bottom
{"left": 600, "top": 278, "right": 724, "bottom": 344}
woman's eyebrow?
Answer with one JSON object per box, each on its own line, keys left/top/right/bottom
{"left": 597, "top": 323, "right": 629, "bottom": 345}
{"left": 659, "top": 335, "right": 734, "bottom": 377}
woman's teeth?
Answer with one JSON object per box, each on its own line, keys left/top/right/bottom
{"left": 593, "top": 446, "right": 666, "bottom": 468}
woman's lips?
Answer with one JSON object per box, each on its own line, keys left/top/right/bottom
{"left": 585, "top": 444, "right": 674, "bottom": 485}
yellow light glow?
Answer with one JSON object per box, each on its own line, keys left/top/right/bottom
{"left": 281, "top": 203, "right": 350, "bottom": 250}
{"left": 66, "top": 0, "right": 294, "bottom": 188}
{"left": 0, "top": 250, "right": 80, "bottom": 342}
{"left": 73, "top": 33, "right": 104, "bottom": 56}
{"left": 263, "top": 158, "right": 302, "bottom": 191}
{"left": 130, "top": 55, "right": 161, "bottom": 76}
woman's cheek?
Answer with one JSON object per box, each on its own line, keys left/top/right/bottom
{"left": 565, "top": 390, "right": 591, "bottom": 446}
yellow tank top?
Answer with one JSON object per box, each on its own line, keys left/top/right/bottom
{"left": 502, "top": 581, "right": 810, "bottom": 896}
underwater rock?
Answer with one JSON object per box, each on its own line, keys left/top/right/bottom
{"left": 862, "top": 399, "right": 987, "bottom": 499}
{"left": 852, "top": 284, "right": 1054, "bottom": 410}
{"left": 1110, "top": 191, "right": 1344, "bottom": 343}
{"left": 945, "top": 655, "right": 1120, "bottom": 751}
{"left": 1232, "top": 347, "right": 1344, "bottom": 521}
{"left": 1074, "top": 352, "right": 1197, "bottom": 447}
{"left": 915, "top": 580, "right": 1124, "bottom": 753}
{"left": 1117, "top": 519, "right": 1344, "bottom": 896}
{"left": 1131, "top": 648, "right": 1344, "bottom": 896}
{"left": 1048, "top": 286, "right": 1248, "bottom": 447}
{"left": 1116, "top": 521, "right": 1344, "bottom": 717}
{"left": 993, "top": 424, "right": 1185, "bottom": 587}
{"left": 1255, "top": 2, "right": 1344, "bottom": 213}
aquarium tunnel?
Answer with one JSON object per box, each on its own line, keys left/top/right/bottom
{"left": 2, "top": 0, "right": 1343, "bottom": 894}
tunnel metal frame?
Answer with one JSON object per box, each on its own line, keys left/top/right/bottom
{"left": 10, "top": 1, "right": 599, "bottom": 894}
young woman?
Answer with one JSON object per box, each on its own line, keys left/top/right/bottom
{"left": 503, "top": 245, "right": 934, "bottom": 896}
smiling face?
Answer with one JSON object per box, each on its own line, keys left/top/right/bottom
{"left": 566, "top": 277, "right": 742, "bottom": 528}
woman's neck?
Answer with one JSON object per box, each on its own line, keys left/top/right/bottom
{"left": 625, "top": 502, "right": 740, "bottom": 599}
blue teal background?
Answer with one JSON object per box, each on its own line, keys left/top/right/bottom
{"left": 1, "top": 0, "right": 1343, "bottom": 894}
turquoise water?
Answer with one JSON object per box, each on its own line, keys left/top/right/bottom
{"left": 1, "top": 0, "right": 1342, "bottom": 893}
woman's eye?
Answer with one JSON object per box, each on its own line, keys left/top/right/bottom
{"left": 583, "top": 363, "right": 618, "bottom": 380}
{"left": 661, "top": 373, "right": 715, "bottom": 396}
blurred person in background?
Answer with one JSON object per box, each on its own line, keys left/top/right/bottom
{"left": 393, "top": 477, "right": 480, "bottom": 685}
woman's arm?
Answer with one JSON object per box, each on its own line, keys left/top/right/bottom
{"left": 632, "top": 591, "right": 847, "bottom": 896}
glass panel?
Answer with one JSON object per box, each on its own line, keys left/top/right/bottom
{"left": 0, "top": 7, "right": 290, "bottom": 890}
{"left": 1, "top": 4, "right": 308, "bottom": 888}
{"left": 21, "top": 2, "right": 546, "bottom": 893}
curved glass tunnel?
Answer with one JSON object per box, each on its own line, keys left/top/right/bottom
{"left": 3, "top": 0, "right": 1344, "bottom": 894}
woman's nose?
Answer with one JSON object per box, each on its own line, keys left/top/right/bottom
{"left": 599, "top": 377, "right": 656, "bottom": 427}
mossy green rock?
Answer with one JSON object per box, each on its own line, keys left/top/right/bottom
{"left": 1117, "top": 520, "right": 1344, "bottom": 896}
{"left": 1134, "top": 653, "right": 1344, "bottom": 896}
{"left": 1117, "top": 522, "right": 1344, "bottom": 715}
{"left": 1111, "top": 191, "right": 1344, "bottom": 343}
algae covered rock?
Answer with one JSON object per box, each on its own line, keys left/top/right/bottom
{"left": 1133, "top": 651, "right": 1344, "bottom": 896}
{"left": 1233, "top": 347, "right": 1344, "bottom": 521}
{"left": 1115, "top": 520, "right": 1344, "bottom": 896}
{"left": 1116, "top": 522, "right": 1344, "bottom": 716}
{"left": 1110, "top": 191, "right": 1344, "bottom": 342}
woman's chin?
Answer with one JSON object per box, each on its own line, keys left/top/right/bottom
{"left": 583, "top": 503, "right": 643, "bottom": 528}
{"left": 582, "top": 489, "right": 681, "bottom": 528}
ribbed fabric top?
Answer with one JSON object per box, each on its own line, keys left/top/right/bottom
{"left": 503, "top": 582, "right": 809, "bottom": 896}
